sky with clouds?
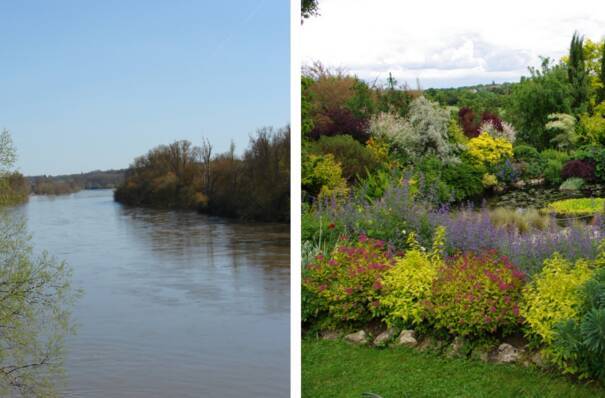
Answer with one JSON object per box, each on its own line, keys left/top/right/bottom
{"left": 302, "top": 0, "right": 605, "bottom": 88}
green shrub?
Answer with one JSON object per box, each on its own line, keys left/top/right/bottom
{"left": 550, "top": 267, "right": 605, "bottom": 380}
{"left": 441, "top": 160, "right": 485, "bottom": 201}
{"left": 302, "top": 235, "right": 395, "bottom": 326}
{"left": 545, "top": 198, "right": 605, "bottom": 216}
{"left": 559, "top": 177, "right": 585, "bottom": 191}
{"left": 514, "top": 144, "right": 544, "bottom": 179}
{"left": 521, "top": 253, "right": 596, "bottom": 344}
{"left": 302, "top": 151, "right": 349, "bottom": 200}
{"left": 427, "top": 250, "right": 526, "bottom": 337}
{"left": 541, "top": 149, "right": 570, "bottom": 186}
{"left": 310, "top": 135, "right": 380, "bottom": 181}
{"left": 380, "top": 227, "right": 445, "bottom": 327}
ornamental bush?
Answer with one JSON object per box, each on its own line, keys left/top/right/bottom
{"left": 302, "top": 235, "right": 395, "bottom": 325}
{"left": 380, "top": 227, "right": 445, "bottom": 327}
{"left": 426, "top": 250, "right": 526, "bottom": 337}
{"left": 545, "top": 197, "right": 605, "bottom": 216}
{"left": 550, "top": 266, "right": 605, "bottom": 380}
{"left": 521, "top": 253, "right": 596, "bottom": 344}
{"left": 466, "top": 132, "right": 513, "bottom": 168}
{"left": 301, "top": 152, "right": 349, "bottom": 200}
{"left": 561, "top": 159, "right": 596, "bottom": 182}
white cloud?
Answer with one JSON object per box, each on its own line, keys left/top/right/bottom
{"left": 302, "top": 0, "right": 605, "bottom": 87}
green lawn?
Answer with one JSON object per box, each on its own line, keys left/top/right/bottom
{"left": 302, "top": 339, "right": 605, "bottom": 398}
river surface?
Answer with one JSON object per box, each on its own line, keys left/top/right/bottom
{"left": 13, "top": 189, "right": 290, "bottom": 397}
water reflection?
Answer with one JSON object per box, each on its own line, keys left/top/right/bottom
{"left": 18, "top": 190, "right": 290, "bottom": 398}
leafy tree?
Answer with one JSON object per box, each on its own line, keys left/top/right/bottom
{"left": 0, "top": 214, "right": 77, "bottom": 397}
{"left": 0, "top": 130, "right": 28, "bottom": 205}
{"left": 568, "top": 32, "right": 589, "bottom": 114}
{"left": 301, "top": 0, "right": 319, "bottom": 22}
{"left": 507, "top": 58, "right": 572, "bottom": 150}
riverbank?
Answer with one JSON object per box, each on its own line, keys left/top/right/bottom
{"left": 302, "top": 340, "right": 605, "bottom": 398}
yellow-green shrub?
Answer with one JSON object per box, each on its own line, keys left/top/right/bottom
{"left": 380, "top": 227, "right": 445, "bottom": 326}
{"left": 521, "top": 254, "right": 596, "bottom": 344}
{"left": 302, "top": 152, "right": 349, "bottom": 200}
{"left": 467, "top": 131, "right": 513, "bottom": 167}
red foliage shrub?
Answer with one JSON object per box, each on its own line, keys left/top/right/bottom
{"left": 303, "top": 235, "right": 395, "bottom": 324}
{"left": 459, "top": 107, "right": 479, "bottom": 138}
{"left": 561, "top": 159, "right": 596, "bottom": 182}
{"left": 426, "top": 250, "right": 526, "bottom": 337}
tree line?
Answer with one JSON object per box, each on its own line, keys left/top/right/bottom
{"left": 114, "top": 126, "right": 290, "bottom": 222}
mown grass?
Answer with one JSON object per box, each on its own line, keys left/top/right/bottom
{"left": 302, "top": 339, "right": 605, "bottom": 398}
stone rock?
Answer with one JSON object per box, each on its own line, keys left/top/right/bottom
{"left": 530, "top": 351, "right": 546, "bottom": 368}
{"left": 320, "top": 330, "right": 339, "bottom": 341}
{"left": 495, "top": 343, "right": 521, "bottom": 363}
{"left": 396, "top": 330, "right": 417, "bottom": 347}
{"left": 373, "top": 328, "right": 397, "bottom": 346}
{"left": 470, "top": 346, "right": 490, "bottom": 363}
{"left": 446, "top": 336, "right": 466, "bottom": 358}
{"left": 344, "top": 330, "right": 368, "bottom": 345}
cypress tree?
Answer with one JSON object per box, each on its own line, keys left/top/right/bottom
{"left": 568, "top": 32, "right": 589, "bottom": 114}
{"left": 598, "top": 41, "right": 605, "bottom": 104}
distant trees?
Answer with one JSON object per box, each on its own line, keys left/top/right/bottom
{"left": 301, "top": 0, "right": 319, "bottom": 21}
{"left": 114, "top": 126, "right": 290, "bottom": 222}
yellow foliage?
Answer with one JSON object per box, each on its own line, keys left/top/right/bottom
{"left": 521, "top": 254, "right": 597, "bottom": 344}
{"left": 482, "top": 173, "right": 498, "bottom": 187}
{"left": 380, "top": 226, "right": 445, "bottom": 326}
{"left": 467, "top": 132, "right": 513, "bottom": 167}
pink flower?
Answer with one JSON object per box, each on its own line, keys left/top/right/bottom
{"left": 489, "top": 306, "right": 497, "bottom": 313}
{"left": 373, "top": 280, "right": 383, "bottom": 290}
{"left": 359, "top": 234, "right": 368, "bottom": 243}
{"left": 344, "top": 287, "right": 353, "bottom": 295}
{"left": 318, "top": 284, "right": 327, "bottom": 292}
{"left": 328, "top": 259, "right": 337, "bottom": 266}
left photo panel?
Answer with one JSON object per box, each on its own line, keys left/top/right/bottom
{"left": 0, "top": 1, "right": 290, "bottom": 397}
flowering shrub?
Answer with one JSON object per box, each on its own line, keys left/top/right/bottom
{"left": 481, "top": 173, "right": 498, "bottom": 188}
{"left": 302, "top": 235, "right": 395, "bottom": 325}
{"left": 380, "top": 227, "right": 445, "bottom": 327}
{"left": 466, "top": 132, "right": 513, "bottom": 168}
{"left": 426, "top": 250, "right": 526, "bottom": 337}
{"left": 561, "top": 159, "right": 596, "bottom": 182}
{"left": 521, "top": 254, "right": 596, "bottom": 344}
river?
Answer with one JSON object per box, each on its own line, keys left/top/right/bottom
{"left": 12, "top": 189, "right": 290, "bottom": 397}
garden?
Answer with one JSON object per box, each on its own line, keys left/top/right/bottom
{"left": 302, "top": 34, "right": 605, "bottom": 395}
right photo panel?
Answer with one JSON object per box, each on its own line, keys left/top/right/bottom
{"left": 300, "top": 1, "right": 605, "bottom": 397}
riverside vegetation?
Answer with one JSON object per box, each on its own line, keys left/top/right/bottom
{"left": 114, "top": 126, "right": 290, "bottom": 222}
{"left": 0, "top": 130, "right": 78, "bottom": 397}
{"left": 302, "top": 33, "right": 605, "bottom": 394}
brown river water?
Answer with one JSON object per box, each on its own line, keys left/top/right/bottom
{"left": 12, "top": 189, "right": 290, "bottom": 397}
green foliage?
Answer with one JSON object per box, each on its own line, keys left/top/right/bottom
{"left": 579, "top": 101, "right": 605, "bottom": 145}
{"left": 302, "top": 235, "right": 395, "bottom": 326}
{"left": 428, "top": 250, "right": 526, "bottom": 337}
{"left": 507, "top": 58, "right": 572, "bottom": 150}
{"left": 0, "top": 130, "right": 29, "bottom": 206}
{"left": 302, "top": 76, "right": 315, "bottom": 136}
{"left": 573, "top": 145, "right": 605, "bottom": 181}
{"left": 309, "top": 135, "right": 379, "bottom": 181}
{"left": 541, "top": 149, "right": 571, "bottom": 186}
{"left": 380, "top": 227, "right": 445, "bottom": 327}
{"left": 545, "top": 198, "right": 605, "bottom": 216}
{"left": 301, "top": 0, "right": 319, "bottom": 20}
{"left": 514, "top": 144, "right": 544, "bottom": 179}
{"left": 302, "top": 150, "right": 349, "bottom": 201}
{"left": 568, "top": 32, "right": 589, "bottom": 114}
{"left": 549, "top": 266, "right": 605, "bottom": 380}
{"left": 521, "top": 253, "right": 596, "bottom": 344}
{"left": 0, "top": 212, "right": 78, "bottom": 397}
{"left": 441, "top": 160, "right": 485, "bottom": 201}
{"left": 559, "top": 177, "right": 585, "bottom": 191}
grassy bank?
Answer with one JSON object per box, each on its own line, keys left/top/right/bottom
{"left": 302, "top": 340, "right": 605, "bottom": 398}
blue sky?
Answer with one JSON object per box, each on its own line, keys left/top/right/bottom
{"left": 0, "top": 0, "right": 289, "bottom": 176}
